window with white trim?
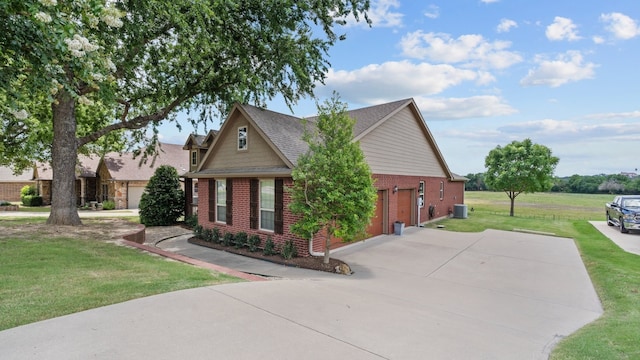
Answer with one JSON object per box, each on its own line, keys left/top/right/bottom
{"left": 439, "top": 181, "right": 444, "bottom": 200}
{"left": 238, "top": 126, "right": 247, "bottom": 150}
{"left": 191, "top": 150, "right": 197, "bottom": 166}
{"left": 216, "top": 179, "right": 226, "bottom": 222}
{"left": 260, "top": 179, "right": 275, "bottom": 231}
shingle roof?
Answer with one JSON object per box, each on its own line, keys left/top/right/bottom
{"left": 34, "top": 154, "right": 101, "bottom": 180}
{"left": 239, "top": 104, "right": 310, "bottom": 166}
{"left": 0, "top": 166, "right": 33, "bottom": 181}
{"left": 238, "top": 99, "right": 412, "bottom": 166}
{"left": 102, "top": 143, "right": 189, "bottom": 180}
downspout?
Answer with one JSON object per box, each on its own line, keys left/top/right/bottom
{"left": 308, "top": 237, "right": 325, "bottom": 257}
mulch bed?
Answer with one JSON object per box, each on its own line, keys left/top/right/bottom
{"left": 188, "top": 237, "right": 352, "bottom": 275}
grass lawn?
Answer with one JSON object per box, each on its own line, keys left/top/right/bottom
{"left": 0, "top": 219, "right": 240, "bottom": 331}
{"left": 427, "top": 192, "right": 640, "bottom": 359}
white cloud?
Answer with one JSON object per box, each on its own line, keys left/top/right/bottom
{"left": 498, "top": 118, "right": 640, "bottom": 143}
{"left": 400, "top": 31, "right": 523, "bottom": 69}
{"left": 592, "top": 35, "right": 605, "bottom": 44}
{"left": 348, "top": 0, "right": 403, "bottom": 28}
{"left": 497, "top": 19, "right": 517, "bottom": 33}
{"left": 600, "top": 12, "right": 640, "bottom": 40}
{"left": 546, "top": 16, "right": 581, "bottom": 41}
{"left": 415, "top": 95, "right": 517, "bottom": 120}
{"left": 480, "top": 0, "right": 500, "bottom": 3}
{"left": 586, "top": 110, "right": 640, "bottom": 120}
{"left": 520, "top": 51, "right": 597, "bottom": 87}
{"left": 424, "top": 5, "right": 439, "bottom": 19}
{"left": 319, "top": 61, "right": 491, "bottom": 103}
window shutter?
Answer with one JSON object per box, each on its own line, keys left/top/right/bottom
{"left": 226, "top": 179, "right": 233, "bottom": 225}
{"left": 208, "top": 179, "right": 215, "bottom": 222}
{"left": 250, "top": 179, "right": 259, "bottom": 229}
{"left": 274, "top": 178, "right": 284, "bottom": 234}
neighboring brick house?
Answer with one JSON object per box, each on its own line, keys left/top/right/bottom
{"left": 96, "top": 143, "right": 189, "bottom": 209}
{"left": 33, "top": 155, "right": 100, "bottom": 206}
{"left": 184, "top": 98, "right": 466, "bottom": 257}
{"left": 0, "top": 166, "right": 36, "bottom": 202}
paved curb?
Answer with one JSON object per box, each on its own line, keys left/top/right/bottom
{"left": 120, "top": 240, "right": 268, "bottom": 282}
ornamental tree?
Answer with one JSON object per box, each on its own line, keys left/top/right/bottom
{"left": 484, "top": 138, "right": 559, "bottom": 216}
{"left": 0, "top": 0, "right": 370, "bottom": 225}
{"left": 289, "top": 95, "right": 377, "bottom": 265}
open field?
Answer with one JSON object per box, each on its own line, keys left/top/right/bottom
{"left": 428, "top": 191, "right": 640, "bottom": 359}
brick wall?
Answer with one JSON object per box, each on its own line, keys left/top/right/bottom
{"left": 197, "top": 178, "right": 313, "bottom": 256}
{"left": 196, "top": 175, "right": 465, "bottom": 257}
{"left": 0, "top": 182, "right": 35, "bottom": 202}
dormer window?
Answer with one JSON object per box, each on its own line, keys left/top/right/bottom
{"left": 238, "top": 126, "right": 247, "bottom": 150}
{"left": 191, "top": 150, "right": 197, "bottom": 166}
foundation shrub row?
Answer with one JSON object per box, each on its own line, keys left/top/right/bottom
{"left": 192, "top": 224, "right": 297, "bottom": 259}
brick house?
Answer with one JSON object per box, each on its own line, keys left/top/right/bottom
{"left": 183, "top": 98, "right": 466, "bottom": 256}
{"left": 0, "top": 166, "right": 36, "bottom": 202}
{"left": 33, "top": 155, "right": 100, "bottom": 206}
{"left": 96, "top": 143, "right": 189, "bottom": 209}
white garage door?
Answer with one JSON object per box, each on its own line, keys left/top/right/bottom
{"left": 128, "top": 186, "right": 145, "bottom": 209}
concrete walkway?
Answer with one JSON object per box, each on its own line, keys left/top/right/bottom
{"left": 590, "top": 220, "right": 640, "bottom": 255}
{"left": 0, "top": 226, "right": 602, "bottom": 360}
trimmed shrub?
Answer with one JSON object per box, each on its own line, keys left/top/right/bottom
{"left": 222, "top": 232, "right": 234, "bottom": 247}
{"left": 102, "top": 200, "right": 116, "bottom": 210}
{"left": 212, "top": 228, "right": 221, "bottom": 243}
{"left": 193, "top": 224, "right": 204, "bottom": 239}
{"left": 20, "top": 185, "right": 42, "bottom": 206}
{"left": 280, "top": 239, "right": 298, "bottom": 260}
{"left": 234, "top": 232, "right": 247, "bottom": 249}
{"left": 203, "top": 228, "right": 214, "bottom": 242}
{"left": 21, "top": 195, "right": 43, "bottom": 206}
{"left": 184, "top": 215, "right": 198, "bottom": 228}
{"left": 139, "top": 165, "right": 185, "bottom": 226}
{"left": 263, "top": 236, "right": 276, "bottom": 256}
{"left": 20, "top": 185, "right": 36, "bottom": 197}
{"left": 248, "top": 235, "right": 261, "bottom": 252}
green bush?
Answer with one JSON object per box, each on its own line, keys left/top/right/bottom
{"left": 0, "top": 200, "right": 11, "bottom": 206}
{"left": 263, "top": 236, "right": 276, "bottom": 256}
{"left": 20, "top": 185, "right": 36, "bottom": 197}
{"left": 248, "top": 235, "right": 261, "bottom": 252}
{"left": 222, "top": 232, "right": 234, "bottom": 247}
{"left": 280, "top": 239, "right": 298, "bottom": 260}
{"left": 20, "top": 185, "right": 42, "bottom": 206}
{"left": 21, "top": 195, "right": 43, "bottom": 207}
{"left": 234, "top": 232, "right": 247, "bottom": 249}
{"left": 139, "top": 165, "right": 185, "bottom": 226}
{"left": 212, "top": 228, "right": 221, "bottom": 243}
{"left": 102, "top": 200, "right": 116, "bottom": 210}
{"left": 184, "top": 215, "right": 198, "bottom": 228}
{"left": 193, "top": 224, "right": 204, "bottom": 239}
{"left": 203, "top": 228, "right": 214, "bottom": 242}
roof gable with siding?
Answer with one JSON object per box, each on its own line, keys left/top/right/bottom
{"left": 195, "top": 99, "right": 455, "bottom": 180}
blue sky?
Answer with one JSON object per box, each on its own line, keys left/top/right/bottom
{"left": 161, "top": 0, "right": 640, "bottom": 177}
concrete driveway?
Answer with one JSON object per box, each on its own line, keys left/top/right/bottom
{"left": 0, "top": 227, "right": 602, "bottom": 360}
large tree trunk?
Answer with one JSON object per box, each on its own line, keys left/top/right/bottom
{"left": 47, "top": 90, "right": 81, "bottom": 226}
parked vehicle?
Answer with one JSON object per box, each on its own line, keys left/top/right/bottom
{"left": 606, "top": 195, "right": 640, "bottom": 233}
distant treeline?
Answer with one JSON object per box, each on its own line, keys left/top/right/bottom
{"left": 465, "top": 173, "right": 640, "bottom": 194}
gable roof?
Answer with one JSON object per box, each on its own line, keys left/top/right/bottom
{"left": 183, "top": 130, "right": 218, "bottom": 150}
{"left": 34, "top": 154, "right": 101, "bottom": 180}
{"left": 195, "top": 99, "right": 456, "bottom": 179}
{"left": 100, "top": 143, "right": 189, "bottom": 180}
